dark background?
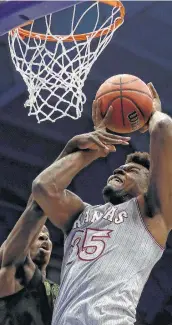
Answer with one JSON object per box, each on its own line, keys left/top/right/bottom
{"left": 0, "top": 1, "right": 172, "bottom": 324}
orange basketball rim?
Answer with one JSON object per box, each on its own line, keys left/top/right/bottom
{"left": 11, "top": 0, "right": 125, "bottom": 42}
{"left": 8, "top": 0, "right": 125, "bottom": 123}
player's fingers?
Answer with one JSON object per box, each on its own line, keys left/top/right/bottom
{"left": 91, "top": 136, "right": 116, "bottom": 152}
{"left": 90, "top": 135, "right": 109, "bottom": 150}
{"left": 107, "top": 145, "right": 116, "bottom": 152}
{"left": 96, "top": 130, "right": 130, "bottom": 142}
{"left": 92, "top": 100, "right": 97, "bottom": 125}
{"left": 147, "top": 82, "right": 160, "bottom": 100}
{"left": 102, "top": 106, "right": 113, "bottom": 125}
{"left": 96, "top": 99, "right": 104, "bottom": 124}
{"left": 101, "top": 144, "right": 116, "bottom": 153}
{"left": 92, "top": 99, "right": 104, "bottom": 128}
{"left": 98, "top": 134, "right": 129, "bottom": 145}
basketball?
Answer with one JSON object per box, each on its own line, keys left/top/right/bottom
{"left": 95, "top": 74, "right": 153, "bottom": 133}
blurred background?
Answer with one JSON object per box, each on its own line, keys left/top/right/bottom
{"left": 0, "top": 1, "right": 172, "bottom": 324}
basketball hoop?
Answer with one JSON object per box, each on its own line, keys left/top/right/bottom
{"left": 8, "top": 0, "right": 125, "bottom": 123}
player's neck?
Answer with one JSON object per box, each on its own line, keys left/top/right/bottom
{"left": 40, "top": 267, "right": 47, "bottom": 281}
{"left": 35, "top": 262, "right": 47, "bottom": 280}
{"left": 113, "top": 194, "right": 133, "bottom": 206}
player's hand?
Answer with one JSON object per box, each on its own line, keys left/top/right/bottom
{"left": 148, "top": 82, "right": 162, "bottom": 112}
{"left": 71, "top": 130, "right": 130, "bottom": 157}
{"left": 140, "top": 82, "right": 162, "bottom": 133}
{"left": 92, "top": 99, "right": 113, "bottom": 130}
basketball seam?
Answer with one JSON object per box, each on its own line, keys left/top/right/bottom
{"left": 120, "top": 76, "right": 125, "bottom": 126}
{"left": 96, "top": 89, "right": 152, "bottom": 100}
{"left": 107, "top": 78, "right": 139, "bottom": 86}
{"left": 106, "top": 95, "right": 147, "bottom": 121}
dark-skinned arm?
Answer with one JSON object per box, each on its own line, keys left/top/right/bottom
{"left": 1, "top": 199, "right": 46, "bottom": 267}
{"left": 0, "top": 199, "right": 47, "bottom": 297}
{"left": 32, "top": 149, "right": 100, "bottom": 231}
{"left": 32, "top": 126, "right": 130, "bottom": 231}
{"left": 147, "top": 85, "right": 172, "bottom": 230}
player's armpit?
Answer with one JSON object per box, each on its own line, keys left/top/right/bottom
{"left": 147, "top": 112, "right": 172, "bottom": 229}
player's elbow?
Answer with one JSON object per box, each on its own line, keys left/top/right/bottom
{"left": 32, "top": 179, "right": 46, "bottom": 199}
{"left": 32, "top": 179, "right": 52, "bottom": 206}
{"left": 157, "top": 116, "right": 172, "bottom": 130}
{"left": 32, "top": 178, "right": 62, "bottom": 203}
{"left": 151, "top": 117, "right": 172, "bottom": 142}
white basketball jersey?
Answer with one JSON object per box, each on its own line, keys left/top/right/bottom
{"left": 52, "top": 198, "right": 163, "bottom": 325}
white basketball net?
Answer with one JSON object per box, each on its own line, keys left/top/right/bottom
{"left": 8, "top": 1, "right": 124, "bottom": 123}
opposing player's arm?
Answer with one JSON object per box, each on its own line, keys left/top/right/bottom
{"left": 32, "top": 128, "right": 130, "bottom": 231}
{"left": 0, "top": 199, "right": 47, "bottom": 297}
{"left": 1, "top": 199, "right": 46, "bottom": 268}
{"left": 147, "top": 85, "right": 172, "bottom": 229}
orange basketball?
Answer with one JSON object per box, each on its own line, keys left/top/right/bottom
{"left": 95, "top": 74, "right": 153, "bottom": 133}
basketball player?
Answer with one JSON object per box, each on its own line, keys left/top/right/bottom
{"left": 0, "top": 196, "right": 59, "bottom": 325}
{"left": 32, "top": 83, "right": 171, "bottom": 325}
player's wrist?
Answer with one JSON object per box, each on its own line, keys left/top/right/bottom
{"left": 63, "top": 138, "right": 81, "bottom": 154}
{"left": 80, "top": 149, "right": 103, "bottom": 162}
{"left": 66, "top": 135, "right": 102, "bottom": 154}
{"left": 55, "top": 138, "right": 81, "bottom": 161}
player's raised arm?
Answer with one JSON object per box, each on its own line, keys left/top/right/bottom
{"left": 1, "top": 198, "right": 46, "bottom": 268}
{"left": 146, "top": 83, "right": 172, "bottom": 230}
{"left": 32, "top": 123, "right": 130, "bottom": 231}
{"left": 0, "top": 197, "right": 47, "bottom": 297}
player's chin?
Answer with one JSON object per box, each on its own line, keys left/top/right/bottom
{"left": 34, "top": 249, "right": 51, "bottom": 266}
{"left": 102, "top": 185, "right": 125, "bottom": 205}
{"left": 40, "top": 248, "right": 51, "bottom": 261}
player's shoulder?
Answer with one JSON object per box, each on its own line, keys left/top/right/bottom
{"left": 64, "top": 202, "right": 103, "bottom": 235}
{"left": 64, "top": 200, "right": 136, "bottom": 236}
{"left": 71, "top": 200, "right": 136, "bottom": 217}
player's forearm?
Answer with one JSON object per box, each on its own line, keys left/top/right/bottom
{"left": 33, "top": 149, "right": 99, "bottom": 194}
{"left": 149, "top": 111, "right": 172, "bottom": 134}
{"left": 2, "top": 201, "right": 46, "bottom": 267}
{"left": 148, "top": 111, "right": 172, "bottom": 225}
